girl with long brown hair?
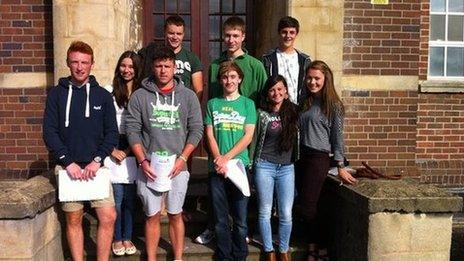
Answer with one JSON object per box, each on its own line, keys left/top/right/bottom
{"left": 298, "top": 60, "right": 356, "bottom": 260}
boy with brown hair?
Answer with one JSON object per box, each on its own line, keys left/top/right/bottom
{"left": 208, "top": 16, "right": 267, "bottom": 104}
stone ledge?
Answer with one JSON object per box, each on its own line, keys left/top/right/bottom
{"left": 420, "top": 80, "right": 464, "bottom": 93}
{"left": 327, "top": 175, "right": 463, "bottom": 213}
{"left": 0, "top": 175, "right": 56, "bottom": 219}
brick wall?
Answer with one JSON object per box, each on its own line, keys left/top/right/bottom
{"left": 418, "top": 1, "right": 429, "bottom": 80}
{"left": 343, "top": 90, "right": 419, "bottom": 177}
{"left": 343, "top": 0, "right": 421, "bottom": 75}
{"left": 0, "top": 88, "right": 50, "bottom": 180}
{"left": 417, "top": 93, "right": 464, "bottom": 186}
{"left": 0, "top": 0, "right": 53, "bottom": 73}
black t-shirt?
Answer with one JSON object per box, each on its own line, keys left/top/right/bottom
{"left": 260, "top": 112, "right": 293, "bottom": 164}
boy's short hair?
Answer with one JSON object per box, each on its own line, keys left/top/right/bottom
{"left": 152, "top": 46, "right": 176, "bottom": 63}
{"left": 278, "top": 16, "right": 300, "bottom": 33}
{"left": 223, "top": 16, "right": 246, "bottom": 34}
{"left": 217, "top": 61, "right": 244, "bottom": 81}
{"left": 164, "top": 15, "right": 185, "bottom": 30}
{"left": 67, "top": 41, "right": 94, "bottom": 62}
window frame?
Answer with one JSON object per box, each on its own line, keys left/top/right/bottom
{"left": 428, "top": 0, "right": 464, "bottom": 81}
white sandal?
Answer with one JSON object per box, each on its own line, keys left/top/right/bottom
{"left": 124, "top": 241, "right": 137, "bottom": 255}
{"left": 112, "top": 242, "right": 125, "bottom": 256}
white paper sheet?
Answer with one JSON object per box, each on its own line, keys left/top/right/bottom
{"left": 226, "top": 159, "right": 250, "bottom": 197}
{"left": 146, "top": 153, "right": 176, "bottom": 192}
{"left": 58, "top": 168, "right": 110, "bottom": 202}
{"left": 104, "top": 156, "right": 137, "bottom": 183}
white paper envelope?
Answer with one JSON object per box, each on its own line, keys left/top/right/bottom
{"left": 226, "top": 159, "right": 250, "bottom": 197}
{"left": 58, "top": 168, "right": 110, "bottom": 202}
{"left": 104, "top": 156, "right": 137, "bottom": 183}
{"left": 146, "top": 153, "right": 176, "bottom": 192}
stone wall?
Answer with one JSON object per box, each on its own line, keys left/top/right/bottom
{"left": 53, "top": 0, "right": 143, "bottom": 86}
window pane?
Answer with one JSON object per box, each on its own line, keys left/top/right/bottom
{"left": 209, "top": 15, "right": 220, "bottom": 40}
{"left": 154, "top": 1, "right": 164, "bottom": 12}
{"left": 448, "top": 15, "right": 464, "bottom": 41}
{"left": 184, "top": 41, "right": 191, "bottom": 51}
{"left": 222, "top": 0, "right": 233, "bottom": 13}
{"left": 182, "top": 15, "right": 191, "bottom": 39}
{"left": 429, "top": 47, "right": 445, "bottom": 76}
{"left": 430, "top": 15, "right": 446, "bottom": 40}
{"left": 209, "top": 42, "right": 220, "bottom": 61}
{"left": 236, "top": 0, "right": 246, "bottom": 13}
{"left": 166, "top": 1, "right": 177, "bottom": 12}
{"left": 449, "top": 0, "right": 464, "bottom": 12}
{"left": 447, "top": 47, "right": 464, "bottom": 76}
{"left": 154, "top": 15, "right": 165, "bottom": 39}
{"left": 431, "top": 0, "right": 446, "bottom": 12}
{"left": 210, "top": 0, "right": 219, "bottom": 13}
{"left": 179, "top": 0, "right": 190, "bottom": 13}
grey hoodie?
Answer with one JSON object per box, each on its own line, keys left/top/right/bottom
{"left": 125, "top": 76, "right": 203, "bottom": 159}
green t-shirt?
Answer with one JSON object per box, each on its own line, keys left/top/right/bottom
{"left": 204, "top": 95, "right": 257, "bottom": 168}
{"left": 208, "top": 50, "right": 268, "bottom": 104}
{"left": 175, "top": 48, "right": 202, "bottom": 90}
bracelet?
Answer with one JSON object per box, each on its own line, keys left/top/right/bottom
{"left": 138, "top": 158, "right": 149, "bottom": 167}
{"left": 178, "top": 154, "right": 188, "bottom": 162}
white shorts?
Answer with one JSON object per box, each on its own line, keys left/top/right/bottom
{"left": 137, "top": 170, "right": 190, "bottom": 216}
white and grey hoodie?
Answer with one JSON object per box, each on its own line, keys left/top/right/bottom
{"left": 125, "top": 76, "right": 203, "bottom": 159}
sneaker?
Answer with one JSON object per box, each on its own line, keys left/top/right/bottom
{"left": 194, "top": 228, "right": 214, "bottom": 244}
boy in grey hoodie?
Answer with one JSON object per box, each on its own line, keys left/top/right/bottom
{"left": 125, "top": 46, "right": 203, "bottom": 260}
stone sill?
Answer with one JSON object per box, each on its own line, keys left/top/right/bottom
{"left": 0, "top": 175, "right": 56, "bottom": 219}
{"left": 420, "top": 80, "right": 464, "bottom": 93}
{"left": 328, "top": 175, "right": 463, "bottom": 213}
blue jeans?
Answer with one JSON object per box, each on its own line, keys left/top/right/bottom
{"left": 254, "top": 159, "right": 294, "bottom": 252}
{"left": 210, "top": 172, "right": 249, "bottom": 261}
{"left": 113, "top": 183, "right": 136, "bottom": 241}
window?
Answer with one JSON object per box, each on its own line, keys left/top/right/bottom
{"left": 429, "top": 0, "right": 464, "bottom": 79}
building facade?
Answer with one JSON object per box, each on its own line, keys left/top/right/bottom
{"left": 0, "top": 0, "right": 462, "bottom": 186}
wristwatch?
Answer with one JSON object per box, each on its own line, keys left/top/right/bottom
{"left": 93, "top": 156, "right": 102, "bottom": 164}
{"left": 337, "top": 161, "right": 345, "bottom": 169}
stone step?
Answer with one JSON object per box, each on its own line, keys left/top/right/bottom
{"left": 68, "top": 211, "right": 308, "bottom": 260}
{"left": 79, "top": 236, "right": 307, "bottom": 260}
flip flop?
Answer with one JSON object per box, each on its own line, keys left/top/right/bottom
{"left": 112, "top": 242, "right": 125, "bottom": 256}
{"left": 124, "top": 241, "right": 137, "bottom": 255}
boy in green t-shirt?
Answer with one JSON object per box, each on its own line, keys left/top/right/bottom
{"left": 207, "top": 16, "right": 267, "bottom": 104}
{"left": 204, "top": 61, "right": 256, "bottom": 260}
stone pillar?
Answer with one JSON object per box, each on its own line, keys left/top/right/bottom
{"left": 288, "top": 0, "right": 344, "bottom": 89}
{"left": 52, "top": 0, "right": 143, "bottom": 86}
{"left": 0, "top": 175, "right": 62, "bottom": 260}
{"left": 322, "top": 176, "right": 462, "bottom": 261}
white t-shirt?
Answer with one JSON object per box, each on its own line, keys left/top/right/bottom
{"left": 277, "top": 49, "right": 299, "bottom": 104}
{"left": 103, "top": 85, "right": 126, "bottom": 134}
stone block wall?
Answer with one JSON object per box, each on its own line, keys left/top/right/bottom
{"left": 0, "top": 0, "right": 53, "bottom": 73}
{"left": 417, "top": 93, "right": 464, "bottom": 186}
{"left": 343, "top": 0, "right": 421, "bottom": 75}
{"left": 343, "top": 90, "right": 419, "bottom": 176}
{"left": 0, "top": 87, "right": 49, "bottom": 180}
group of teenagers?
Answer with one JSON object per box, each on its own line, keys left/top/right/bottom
{"left": 43, "top": 14, "right": 358, "bottom": 261}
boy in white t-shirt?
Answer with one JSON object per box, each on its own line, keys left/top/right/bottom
{"left": 262, "top": 16, "right": 312, "bottom": 105}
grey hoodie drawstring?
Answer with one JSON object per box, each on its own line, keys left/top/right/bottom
{"left": 65, "top": 82, "right": 90, "bottom": 128}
